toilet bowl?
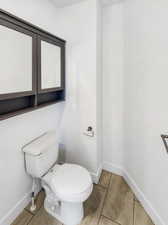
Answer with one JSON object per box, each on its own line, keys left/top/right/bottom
{"left": 22, "top": 131, "right": 93, "bottom": 225}
{"left": 42, "top": 164, "right": 93, "bottom": 225}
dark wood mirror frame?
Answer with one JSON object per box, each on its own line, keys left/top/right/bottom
{"left": 0, "top": 9, "right": 66, "bottom": 121}
{"left": 0, "top": 18, "right": 37, "bottom": 101}
{"left": 37, "top": 35, "right": 65, "bottom": 94}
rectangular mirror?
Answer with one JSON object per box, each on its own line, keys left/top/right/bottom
{"left": 38, "top": 36, "right": 65, "bottom": 93}
{"left": 0, "top": 8, "right": 65, "bottom": 120}
{"left": 41, "top": 40, "right": 61, "bottom": 89}
{"left": 0, "top": 20, "right": 35, "bottom": 99}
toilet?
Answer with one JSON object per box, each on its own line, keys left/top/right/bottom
{"left": 23, "top": 131, "right": 93, "bottom": 225}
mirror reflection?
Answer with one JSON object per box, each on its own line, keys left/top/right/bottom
{"left": 0, "top": 24, "right": 32, "bottom": 94}
{"left": 41, "top": 40, "right": 61, "bottom": 90}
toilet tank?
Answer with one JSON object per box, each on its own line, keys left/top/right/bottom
{"left": 23, "top": 131, "right": 59, "bottom": 178}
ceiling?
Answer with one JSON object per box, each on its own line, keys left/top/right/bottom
{"left": 50, "top": 0, "right": 86, "bottom": 8}
{"left": 50, "top": 0, "right": 123, "bottom": 8}
{"left": 102, "top": 0, "right": 124, "bottom": 5}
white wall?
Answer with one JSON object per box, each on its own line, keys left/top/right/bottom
{"left": 102, "top": 3, "right": 124, "bottom": 169}
{"left": 0, "top": 0, "right": 62, "bottom": 32}
{"left": 96, "top": 0, "right": 103, "bottom": 169}
{"left": 124, "top": 0, "right": 168, "bottom": 223}
{"left": 51, "top": 0, "right": 102, "bottom": 174}
{"left": 102, "top": 1, "right": 168, "bottom": 224}
{"left": 0, "top": 0, "right": 102, "bottom": 224}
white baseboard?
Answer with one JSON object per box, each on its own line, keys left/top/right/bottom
{"left": 0, "top": 192, "right": 31, "bottom": 225}
{"left": 103, "top": 161, "right": 123, "bottom": 176}
{"left": 124, "top": 170, "right": 165, "bottom": 225}
{"left": 103, "top": 162, "right": 165, "bottom": 225}
{"left": 0, "top": 182, "right": 41, "bottom": 225}
{"left": 90, "top": 164, "right": 102, "bottom": 184}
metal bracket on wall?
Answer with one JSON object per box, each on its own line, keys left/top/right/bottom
{"left": 161, "top": 134, "right": 168, "bottom": 153}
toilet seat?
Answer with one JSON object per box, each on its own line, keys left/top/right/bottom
{"left": 43, "top": 163, "right": 93, "bottom": 203}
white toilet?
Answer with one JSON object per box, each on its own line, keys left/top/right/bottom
{"left": 23, "top": 131, "right": 93, "bottom": 225}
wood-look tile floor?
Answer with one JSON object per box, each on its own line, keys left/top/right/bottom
{"left": 11, "top": 171, "right": 155, "bottom": 225}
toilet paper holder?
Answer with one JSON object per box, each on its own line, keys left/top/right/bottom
{"left": 83, "top": 126, "right": 94, "bottom": 137}
{"left": 161, "top": 134, "right": 168, "bottom": 153}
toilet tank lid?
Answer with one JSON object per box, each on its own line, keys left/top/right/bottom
{"left": 22, "top": 131, "right": 58, "bottom": 156}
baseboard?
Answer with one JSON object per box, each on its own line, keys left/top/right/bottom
{"left": 90, "top": 164, "right": 102, "bottom": 184}
{"left": 0, "top": 183, "right": 41, "bottom": 225}
{"left": 103, "top": 162, "right": 165, "bottom": 225}
{"left": 123, "top": 170, "right": 165, "bottom": 225}
{"left": 103, "top": 161, "right": 123, "bottom": 176}
{"left": 0, "top": 192, "right": 31, "bottom": 225}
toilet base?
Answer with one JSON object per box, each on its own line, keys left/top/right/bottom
{"left": 44, "top": 197, "right": 84, "bottom": 225}
{"left": 41, "top": 166, "right": 93, "bottom": 225}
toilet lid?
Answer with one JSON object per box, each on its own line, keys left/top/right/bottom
{"left": 51, "top": 164, "right": 92, "bottom": 196}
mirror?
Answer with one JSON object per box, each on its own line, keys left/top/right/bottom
{"left": 0, "top": 24, "right": 33, "bottom": 95}
{"left": 41, "top": 40, "right": 61, "bottom": 90}
{"left": 0, "top": 9, "right": 65, "bottom": 120}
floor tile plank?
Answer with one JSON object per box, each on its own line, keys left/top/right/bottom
{"left": 80, "top": 185, "right": 106, "bottom": 225}
{"left": 102, "top": 174, "right": 134, "bottom": 225}
{"left": 99, "top": 216, "right": 119, "bottom": 225}
{"left": 99, "top": 170, "right": 112, "bottom": 188}
{"left": 28, "top": 206, "right": 62, "bottom": 225}
{"left": 134, "top": 201, "right": 155, "bottom": 225}
{"left": 11, "top": 210, "right": 33, "bottom": 225}
{"left": 11, "top": 172, "right": 155, "bottom": 225}
{"left": 25, "top": 190, "right": 45, "bottom": 215}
